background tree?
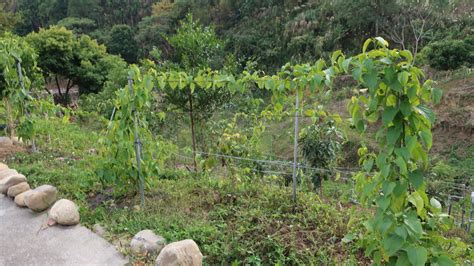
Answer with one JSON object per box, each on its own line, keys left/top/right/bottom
{"left": 26, "top": 26, "right": 125, "bottom": 104}
{"left": 56, "top": 17, "right": 97, "bottom": 35}
{"left": 422, "top": 37, "right": 474, "bottom": 71}
{"left": 106, "top": 24, "right": 139, "bottom": 63}
{"left": 0, "top": 3, "right": 21, "bottom": 33}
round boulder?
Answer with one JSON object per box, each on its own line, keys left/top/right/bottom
{"left": 14, "top": 190, "right": 31, "bottom": 207}
{"left": 0, "top": 168, "right": 18, "bottom": 180}
{"left": 24, "top": 185, "right": 57, "bottom": 212}
{"left": 48, "top": 199, "right": 80, "bottom": 225}
{"left": 0, "top": 174, "right": 26, "bottom": 194}
{"left": 7, "top": 182, "right": 30, "bottom": 197}
{"left": 130, "top": 230, "right": 166, "bottom": 255}
{"left": 155, "top": 239, "right": 203, "bottom": 266}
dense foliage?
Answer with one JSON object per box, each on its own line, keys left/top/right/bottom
{"left": 5, "top": 0, "right": 471, "bottom": 72}
{"left": 422, "top": 37, "right": 474, "bottom": 71}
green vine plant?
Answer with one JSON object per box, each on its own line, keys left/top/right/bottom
{"left": 97, "top": 65, "right": 176, "bottom": 197}
{"left": 96, "top": 37, "right": 465, "bottom": 263}
{"left": 348, "top": 38, "right": 464, "bottom": 264}
{"left": 0, "top": 33, "right": 42, "bottom": 146}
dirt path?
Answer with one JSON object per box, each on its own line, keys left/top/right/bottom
{"left": 0, "top": 194, "right": 128, "bottom": 265}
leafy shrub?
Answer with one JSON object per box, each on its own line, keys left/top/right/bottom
{"left": 299, "top": 118, "right": 344, "bottom": 191}
{"left": 422, "top": 38, "right": 474, "bottom": 70}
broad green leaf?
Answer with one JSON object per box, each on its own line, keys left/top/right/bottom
{"left": 387, "top": 94, "right": 397, "bottom": 107}
{"left": 375, "top": 37, "right": 389, "bottom": 47}
{"left": 342, "top": 58, "right": 352, "bottom": 72}
{"left": 415, "top": 105, "right": 435, "bottom": 124}
{"left": 377, "top": 196, "right": 391, "bottom": 211}
{"left": 400, "top": 50, "right": 413, "bottom": 63}
{"left": 400, "top": 98, "right": 412, "bottom": 117}
{"left": 404, "top": 213, "right": 422, "bottom": 238}
{"left": 394, "top": 226, "right": 407, "bottom": 240}
{"left": 420, "top": 129, "right": 432, "bottom": 150}
{"left": 384, "top": 67, "right": 402, "bottom": 92}
{"left": 396, "top": 252, "right": 410, "bottom": 266}
{"left": 382, "top": 181, "right": 396, "bottom": 195}
{"left": 363, "top": 38, "right": 372, "bottom": 53}
{"left": 394, "top": 147, "right": 410, "bottom": 161}
{"left": 408, "top": 191, "right": 424, "bottom": 215}
{"left": 363, "top": 71, "right": 378, "bottom": 91}
{"left": 387, "top": 124, "right": 402, "bottom": 146}
{"left": 408, "top": 170, "right": 423, "bottom": 189}
{"left": 382, "top": 107, "right": 398, "bottom": 126}
{"left": 431, "top": 87, "right": 443, "bottom": 104}
{"left": 431, "top": 255, "right": 455, "bottom": 266}
{"left": 406, "top": 246, "right": 427, "bottom": 266}
{"left": 395, "top": 156, "right": 407, "bottom": 174}
{"left": 381, "top": 234, "right": 404, "bottom": 257}
{"left": 393, "top": 180, "right": 408, "bottom": 197}
{"left": 398, "top": 71, "right": 409, "bottom": 86}
{"left": 430, "top": 198, "right": 442, "bottom": 212}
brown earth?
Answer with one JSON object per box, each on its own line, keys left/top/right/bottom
{"left": 0, "top": 140, "right": 24, "bottom": 161}
{"left": 431, "top": 75, "right": 474, "bottom": 155}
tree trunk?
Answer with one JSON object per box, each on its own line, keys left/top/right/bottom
{"left": 3, "top": 97, "right": 15, "bottom": 138}
{"left": 188, "top": 89, "right": 198, "bottom": 172}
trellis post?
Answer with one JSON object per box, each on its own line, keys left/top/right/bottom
{"left": 291, "top": 89, "right": 300, "bottom": 202}
{"left": 128, "top": 77, "right": 145, "bottom": 207}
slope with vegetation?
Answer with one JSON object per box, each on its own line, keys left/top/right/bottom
{"left": 0, "top": 0, "right": 473, "bottom": 265}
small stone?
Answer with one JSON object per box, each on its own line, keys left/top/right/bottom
{"left": 130, "top": 230, "right": 166, "bottom": 255}
{"left": 0, "top": 163, "right": 8, "bottom": 170}
{"left": 93, "top": 224, "right": 107, "bottom": 237}
{"left": 155, "top": 239, "right": 203, "bottom": 266}
{"left": 0, "top": 174, "right": 27, "bottom": 194}
{"left": 7, "top": 182, "right": 30, "bottom": 197}
{"left": 0, "top": 168, "right": 18, "bottom": 180}
{"left": 15, "top": 190, "right": 31, "bottom": 207}
{"left": 48, "top": 199, "right": 80, "bottom": 225}
{"left": 24, "top": 185, "right": 57, "bottom": 212}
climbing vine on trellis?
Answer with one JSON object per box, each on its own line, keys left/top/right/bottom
{"left": 348, "top": 38, "right": 456, "bottom": 264}
{"left": 0, "top": 33, "right": 41, "bottom": 143}
{"left": 99, "top": 38, "right": 458, "bottom": 263}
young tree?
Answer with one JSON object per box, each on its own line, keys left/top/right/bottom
{"left": 159, "top": 14, "right": 229, "bottom": 171}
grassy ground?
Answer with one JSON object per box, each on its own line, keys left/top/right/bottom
{"left": 3, "top": 117, "right": 367, "bottom": 265}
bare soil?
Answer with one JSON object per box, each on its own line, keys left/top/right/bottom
{"left": 0, "top": 141, "right": 24, "bottom": 161}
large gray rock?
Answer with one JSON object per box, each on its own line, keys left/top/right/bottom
{"left": 130, "top": 229, "right": 166, "bottom": 255}
{"left": 0, "top": 174, "right": 26, "bottom": 194}
{"left": 14, "top": 190, "right": 30, "bottom": 207}
{"left": 155, "top": 239, "right": 203, "bottom": 266}
{"left": 48, "top": 199, "right": 80, "bottom": 225}
{"left": 0, "top": 163, "right": 8, "bottom": 170}
{"left": 24, "top": 185, "right": 57, "bottom": 212}
{"left": 0, "top": 169, "right": 18, "bottom": 180}
{"left": 7, "top": 182, "right": 30, "bottom": 197}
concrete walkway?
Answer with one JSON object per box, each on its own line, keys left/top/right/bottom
{"left": 0, "top": 195, "right": 128, "bottom": 266}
